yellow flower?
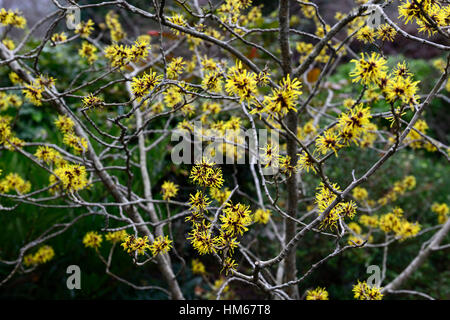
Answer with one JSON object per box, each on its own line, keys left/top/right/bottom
{"left": 121, "top": 235, "right": 151, "bottom": 255}
{"left": 167, "top": 13, "right": 187, "bottom": 35}
{"left": 316, "top": 129, "right": 343, "bottom": 156}
{"left": 306, "top": 287, "right": 329, "bottom": 300}
{"left": 261, "top": 74, "right": 302, "bottom": 118}
{"left": 352, "top": 187, "right": 368, "bottom": 201}
{"left": 131, "top": 70, "right": 162, "bottom": 99}
{"left": 83, "top": 231, "right": 103, "bottom": 249}
{"left": 53, "top": 164, "right": 88, "bottom": 192}
{"left": 353, "top": 281, "right": 383, "bottom": 300}
{"left": 221, "top": 257, "right": 238, "bottom": 276}
{"left": 350, "top": 52, "right": 388, "bottom": 86}
{"left": 220, "top": 202, "right": 252, "bottom": 236}
{"left": 431, "top": 203, "right": 449, "bottom": 224}
{"left": 51, "top": 32, "right": 67, "bottom": 43}
{"left": 161, "top": 181, "right": 179, "bottom": 200}
{"left": 35, "top": 146, "right": 63, "bottom": 165}
{"left": 297, "top": 151, "right": 317, "bottom": 174}
{"left": 376, "top": 24, "right": 397, "bottom": 42}
{"left": 1, "top": 173, "right": 31, "bottom": 194}
{"left": 253, "top": 208, "right": 271, "bottom": 224}
{"left": 379, "top": 213, "right": 401, "bottom": 233}
{"left": 129, "top": 39, "right": 150, "bottom": 62}
{"left": 82, "top": 93, "right": 103, "bottom": 109}
{"left": 358, "top": 214, "right": 377, "bottom": 228}
{"left": 105, "top": 230, "right": 128, "bottom": 243}
{"left": 189, "top": 158, "right": 224, "bottom": 188}
{"left": 315, "top": 182, "right": 357, "bottom": 230}
{"left": 149, "top": 235, "right": 173, "bottom": 256}
{"left": 279, "top": 155, "right": 299, "bottom": 177}
{"left": 75, "top": 19, "right": 95, "bottom": 38}
{"left": 78, "top": 42, "right": 98, "bottom": 64}
{"left": 104, "top": 44, "right": 131, "bottom": 68}
{"left": 210, "top": 187, "right": 231, "bottom": 204}
{"left": 22, "top": 84, "right": 43, "bottom": 106}
{"left": 167, "top": 57, "right": 186, "bottom": 79}
{"left": 202, "top": 71, "right": 223, "bottom": 93}
{"left": 385, "top": 75, "right": 420, "bottom": 106}
{"left": 54, "top": 115, "right": 75, "bottom": 133}
{"left": 23, "top": 245, "right": 55, "bottom": 267}
{"left": 63, "top": 132, "right": 88, "bottom": 154}
{"left": 225, "top": 60, "right": 258, "bottom": 102}
{"left": 2, "top": 38, "right": 15, "bottom": 50}
{"left": 189, "top": 190, "right": 212, "bottom": 212}
{"left": 192, "top": 258, "right": 206, "bottom": 275}
{"left": 187, "top": 224, "right": 218, "bottom": 255}
{"left": 356, "top": 26, "right": 375, "bottom": 44}
{"left": 348, "top": 222, "right": 362, "bottom": 235}
{"left": 0, "top": 9, "right": 26, "bottom": 28}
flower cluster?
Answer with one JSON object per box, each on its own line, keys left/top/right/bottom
{"left": 22, "top": 82, "right": 44, "bottom": 107}
{"left": 78, "top": 42, "right": 98, "bottom": 64}
{"left": 0, "top": 91, "right": 22, "bottom": 112}
{"left": 398, "top": 0, "right": 449, "bottom": 36}
{"left": 75, "top": 20, "right": 95, "bottom": 38}
{"left": 149, "top": 235, "right": 173, "bottom": 256}
{"left": 83, "top": 231, "right": 103, "bottom": 249}
{"left": 167, "top": 57, "right": 186, "bottom": 79}
{"left": 337, "top": 103, "right": 372, "bottom": 147}
{"left": 105, "top": 11, "right": 126, "bottom": 42}
{"left": 350, "top": 52, "right": 388, "bottom": 86}
{"left": 120, "top": 234, "right": 172, "bottom": 257}
{"left": 0, "top": 8, "right": 26, "bottom": 28}
{"left": 225, "top": 60, "right": 258, "bottom": 102}
{"left": 0, "top": 115, "right": 25, "bottom": 151}
{"left": 210, "top": 187, "right": 231, "bottom": 204}
{"left": 104, "top": 39, "right": 150, "bottom": 68}
{"left": 305, "top": 287, "right": 329, "bottom": 300}
{"left": 261, "top": 75, "right": 302, "bottom": 118}
{"left": 253, "top": 208, "right": 271, "bottom": 224}
{"left": 130, "top": 70, "right": 162, "bottom": 100}
{"left": 52, "top": 164, "right": 88, "bottom": 193}
{"left": 105, "top": 230, "right": 128, "bottom": 243}
{"left": 352, "top": 187, "right": 369, "bottom": 202}
{"left": 377, "top": 175, "right": 416, "bottom": 206}
{"left": 352, "top": 281, "right": 383, "bottom": 300}
{"left": 51, "top": 32, "right": 67, "bottom": 43}
{"left": 54, "top": 115, "right": 88, "bottom": 154}
{"left": 378, "top": 207, "right": 421, "bottom": 241}
{"left": 121, "top": 235, "right": 151, "bottom": 255}
{"left": 161, "top": 181, "right": 179, "bottom": 200}
{"left": 347, "top": 221, "right": 372, "bottom": 245}
{"left": 35, "top": 146, "right": 67, "bottom": 167}
{"left": 189, "top": 157, "right": 224, "bottom": 189}
{"left": 432, "top": 202, "right": 449, "bottom": 224}
{"left": 405, "top": 119, "right": 435, "bottom": 151}
{"left": 82, "top": 93, "right": 104, "bottom": 109}
{"left": 220, "top": 202, "right": 252, "bottom": 237}
{"left": 315, "top": 183, "right": 357, "bottom": 230}
{"left": 23, "top": 245, "right": 55, "bottom": 267}
{"left": 0, "top": 172, "right": 31, "bottom": 194}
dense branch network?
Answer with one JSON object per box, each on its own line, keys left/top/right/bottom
{"left": 0, "top": 0, "right": 449, "bottom": 300}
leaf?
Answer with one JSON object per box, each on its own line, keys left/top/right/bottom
{"left": 307, "top": 67, "right": 321, "bottom": 83}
